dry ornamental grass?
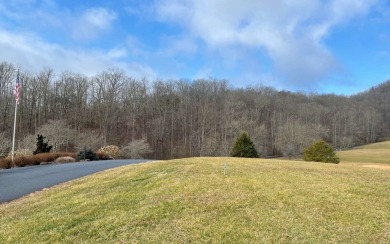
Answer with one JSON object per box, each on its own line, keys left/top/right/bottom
{"left": 0, "top": 152, "right": 77, "bottom": 168}
{"left": 54, "top": 156, "right": 76, "bottom": 164}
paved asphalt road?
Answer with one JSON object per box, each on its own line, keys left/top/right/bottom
{"left": 0, "top": 159, "right": 151, "bottom": 204}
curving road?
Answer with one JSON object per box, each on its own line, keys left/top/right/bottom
{"left": 0, "top": 159, "right": 151, "bottom": 204}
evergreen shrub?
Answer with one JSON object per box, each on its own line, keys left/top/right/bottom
{"left": 77, "top": 148, "right": 98, "bottom": 161}
{"left": 303, "top": 140, "right": 340, "bottom": 164}
{"left": 33, "top": 134, "right": 53, "bottom": 155}
{"left": 231, "top": 133, "right": 259, "bottom": 158}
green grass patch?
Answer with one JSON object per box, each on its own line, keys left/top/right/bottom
{"left": 1, "top": 158, "right": 389, "bottom": 243}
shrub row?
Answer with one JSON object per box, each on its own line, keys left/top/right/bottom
{"left": 0, "top": 151, "right": 111, "bottom": 169}
{"left": 0, "top": 152, "right": 77, "bottom": 168}
{"left": 0, "top": 143, "right": 152, "bottom": 169}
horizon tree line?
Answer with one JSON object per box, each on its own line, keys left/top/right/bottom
{"left": 0, "top": 61, "right": 388, "bottom": 159}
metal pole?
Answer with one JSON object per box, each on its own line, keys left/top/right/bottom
{"left": 11, "top": 103, "right": 18, "bottom": 167}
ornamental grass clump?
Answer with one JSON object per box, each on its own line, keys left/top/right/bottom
{"left": 0, "top": 152, "right": 77, "bottom": 168}
{"left": 7, "top": 149, "right": 33, "bottom": 158}
{"left": 97, "top": 145, "right": 120, "bottom": 159}
{"left": 55, "top": 156, "right": 76, "bottom": 164}
{"left": 0, "top": 157, "right": 13, "bottom": 169}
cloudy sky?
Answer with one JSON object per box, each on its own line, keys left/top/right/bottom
{"left": 0, "top": 0, "right": 389, "bottom": 94}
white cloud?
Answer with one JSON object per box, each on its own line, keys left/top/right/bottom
{"left": 72, "top": 7, "right": 117, "bottom": 40}
{"left": 107, "top": 48, "right": 128, "bottom": 59}
{"left": 83, "top": 8, "right": 116, "bottom": 29}
{"left": 0, "top": 29, "right": 156, "bottom": 79}
{"left": 154, "top": 0, "right": 378, "bottom": 87}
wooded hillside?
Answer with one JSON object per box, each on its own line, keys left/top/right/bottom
{"left": 0, "top": 62, "right": 388, "bottom": 159}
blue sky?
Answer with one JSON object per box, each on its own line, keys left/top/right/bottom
{"left": 0, "top": 0, "right": 390, "bottom": 95}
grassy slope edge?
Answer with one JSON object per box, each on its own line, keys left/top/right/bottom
{"left": 337, "top": 141, "right": 390, "bottom": 165}
{"left": 0, "top": 158, "right": 389, "bottom": 243}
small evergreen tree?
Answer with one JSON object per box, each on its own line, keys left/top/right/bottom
{"left": 231, "top": 133, "right": 259, "bottom": 158}
{"left": 77, "top": 148, "right": 98, "bottom": 161}
{"left": 33, "top": 134, "right": 53, "bottom": 155}
{"left": 303, "top": 140, "right": 340, "bottom": 164}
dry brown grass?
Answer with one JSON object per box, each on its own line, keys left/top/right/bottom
{"left": 0, "top": 152, "right": 78, "bottom": 168}
{"left": 54, "top": 156, "right": 76, "bottom": 163}
{"left": 362, "top": 164, "right": 390, "bottom": 170}
{"left": 0, "top": 157, "right": 12, "bottom": 169}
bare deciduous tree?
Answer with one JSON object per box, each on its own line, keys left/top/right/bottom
{"left": 74, "top": 130, "right": 104, "bottom": 151}
{"left": 0, "top": 132, "right": 11, "bottom": 156}
{"left": 0, "top": 62, "right": 387, "bottom": 160}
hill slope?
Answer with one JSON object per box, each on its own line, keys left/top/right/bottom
{"left": 1, "top": 158, "right": 389, "bottom": 243}
{"left": 338, "top": 141, "right": 390, "bottom": 165}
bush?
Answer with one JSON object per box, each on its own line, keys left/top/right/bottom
{"left": 19, "top": 156, "right": 41, "bottom": 166}
{"left": 0, "top": 158, "right": 12, "bottom": 169}
{"left": 231, "top": 133, "right": 259, "bottom": 158}
{"left": 121, "top": 139, "right": 153, "bottom": 159}
{"left": 303, "top": 140, "right": 340, "bottom": 164}
{"left": 55, "top": 156, "right": 76, "bottom": 163}
{"left": 33, "top": 134, "right": 53, "bottom": 155}
{"left": 77, "top": 148, "right": 98, "bottom": 161}
{"left": 96, "top": 152, "right": 111, "bottom": 160}
{"left": 97, "top": 145, "right": 120, "bottom": 159}
{"left": 39, "top": 153, "right": 59, "bottom": 162}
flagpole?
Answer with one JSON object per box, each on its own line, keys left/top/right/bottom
{"left": 11, "top": 69, "right": 21, "bottom": 167}
{"left": 11, "top": 102, "right": 18, "bottom": 167}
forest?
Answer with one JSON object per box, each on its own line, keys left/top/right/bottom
{"left": 0, "top": 62, "right": 389, "bottom": 159}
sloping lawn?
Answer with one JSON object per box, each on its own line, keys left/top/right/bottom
{"left": 338, "top": 141, "right": 390, "bottom": 165}
{"left": 355, "top": 141, "right": 390, "bottom": 149}
{"left": 1, "top": 158, "right": 389, "bottom": 243}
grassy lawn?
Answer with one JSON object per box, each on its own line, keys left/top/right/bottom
{"left": 355, "top": 141, "right": 390, "bottom": 149}
{"left": 338, "top": 141, "right": 390, "bottom": 165}
{"left": 1, "top": 157, "right": 389, "bottom": 243}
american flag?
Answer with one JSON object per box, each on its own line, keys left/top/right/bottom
{"left": 13, "top": 71, "right": 21, "bottom": 105}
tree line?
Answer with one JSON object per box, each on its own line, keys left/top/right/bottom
{"left": 0, "top": 62, "right": 388, "bottom": 159}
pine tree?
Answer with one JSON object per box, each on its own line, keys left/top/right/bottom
{"left": 231, "top": 133, "right": 259, "bottom": 158}
{"left": 33, "top": 134, "right": 53, "bottom": 155}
